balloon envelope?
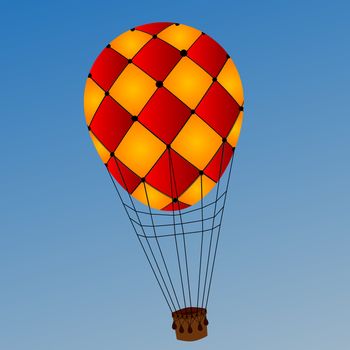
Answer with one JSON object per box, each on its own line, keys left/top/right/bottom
{"left": 84, "top": 22, "right": 244, "bottom": 211}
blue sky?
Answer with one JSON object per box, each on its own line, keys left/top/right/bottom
{"left": 1, "top": 0, "right": 349, "bottom": 349}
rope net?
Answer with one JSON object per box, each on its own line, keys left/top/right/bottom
{"left": 106, "top": 147, "right": 234, "bottom": 316}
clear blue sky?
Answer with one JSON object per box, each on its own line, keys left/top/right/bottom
{"left": 1, "top": 1, "right": 349, "bottom": 349}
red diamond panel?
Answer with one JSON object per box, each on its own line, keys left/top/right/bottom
{"left": 107, "top": 157, "right": 141, "bottom": 193}
{"left": 162, "top": 201, "right": 189, "bottom": 211}
{"left": 138, "top": 88, "right": 191, "bottom": 144}
{"left": 90, "top": 48, "right": 128, "bottom": 91}
{"left": 135, "top": 22, "right": 173, "bottom": 35}
{"left": 188, "top": 34, "right": 227, "bottom": 77}
{"left": 90, "top": 96, "right": 133, "bottom": 152}
{"left": 196, "top": 82, "right": 240, "bottom": 138}
{"left": 204, "top": 143, "right": 234, "bottom": 182}
{"left": 133, "top": 39, "right": 181, "bottom": 81}
{"left": 146, "top": 149, "right": 199, "bottom": 198}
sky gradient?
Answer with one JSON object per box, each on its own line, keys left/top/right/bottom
{"left": 1, "top": 1, "right": 349, "bottom": 349}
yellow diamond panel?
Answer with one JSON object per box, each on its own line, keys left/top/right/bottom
{"left": 227, "top": 112, "right": 244, "bottom": 148}
{"left": 115, "top": 122, "right": 166, "bottom": 177}
{"left": 158, "top": 24, "right": 202, "bottom": 50}
{"left": 84, "top": 78, "right": 105, "bottom": 125}
{"left": 90, "top": 132, "right": 110, "bottom": 164}
{"left": 217, "top": 58, "right": 244, "bottom": 106}
{"left": 164, "top": 57, "right": 212, "bottom": 109}
{"left": 171, "top": 114, "right": 222, "bottom": 170}
{"left": 109, "top": 64, "right": 157, "bottom": 116}
{"left": 132, "top": 182, "right": 172, "bottom": 210}
{"left": 110, "top": 30, "right": 152, "bottom": 59}
{"left": 179, "top": 175, "right": 216, "bottom": 206}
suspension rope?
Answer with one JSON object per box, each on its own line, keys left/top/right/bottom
{"left": 130, "top": 214, "right": 220, "bottom": 228}
{"left": 167, "top": 148, "right": 187, "bottom": 308}
{"left": 205, "top": 152, "right": 234, "bottom": 308}
{"left": 168, "top": 150, "right": 192, "bottom": 307}
{"left": 133, "top": 222, "right": 223, "bottom": 239}
{"left": 201, "top": 144, "right": 227, "bottom": 307}
{"left": 122, "top": 192, "right": 226, "bottom": 217}
{"left": 106, "top": 147, "right": 234, "bottom": 311}
{"left": 196, "top": 173, "right": 205, "bottom": 308}
{"left": 106, "top": 169, "right": 173, "bottom": 312}
{"left": 110, "top": 158, "right": 178, "bottom": 311}
{"left": 142, "top": 181, "right": 181, "bottom": 310}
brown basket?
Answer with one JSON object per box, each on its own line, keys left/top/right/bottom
{"left": 171, "top": 307, "right": 208, "bottom": 341}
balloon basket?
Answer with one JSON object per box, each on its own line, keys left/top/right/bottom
{"left": 171, "top": 307, "right": 208, "bottom": 341}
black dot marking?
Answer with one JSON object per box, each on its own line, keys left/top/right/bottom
{"left": 191, "top": 109, "right": 196, "bottom": 114}
{"left": 180, "top": 49, "right": 187, "bottom": 57}
{"left": 110, "top": 152, "right": 115, "bottom": 157}
{"left": 141, "top": 177, "right": 146, "bottom": 183}
{"left": 130, "top": 28, "right": 135, "bottom": 31}
{"left": 128, "top": 59, "right": 132, "bottom": 64}
{"left": 199, "top": 170, "right": 204, "bottom": 175}
{"left": 239, "top": 106, "right": 244, "bottom": 111}
{"left": 156, "top": 81, "right": 163, "bottom": 88}
{"left": 212, "top": 77, "right": 217, "bottom": 82}
{"left": 201, "top": 32, "right": 206, "bottom": 35}
{"left": 222, "top": 137, "right": 227, "bottom": 143}
{"left": 173, "top": 198, "right": 178, "bottom": 203}
{"left": 131, "top": 115, "right": 138, "bottom": 121}
{"left": 88, "top": 73, "right": 92, "bottom": 78}
{"left": 87, "top": 125, "right": 91, "bottom": 131}
{"left": 166, "top": 144, "right": 171, "bottom": 149}
{"left": 175, "top": 23, "right": 180, "bottom": 26}
{"left": 106, "top": 44, "right": 111, "bottom": 48}
{"left": 105, "top": 91, "right": 109, "bottom": 96}
{"left": 152, "top": 34, "right": 157, "bottom": 39}
{"left": 226, "top": 54, "right": 230, "bottom": 59}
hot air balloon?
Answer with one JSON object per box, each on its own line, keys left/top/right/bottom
{"left": 84, "top": 22, "right": 244, "bottom": 341}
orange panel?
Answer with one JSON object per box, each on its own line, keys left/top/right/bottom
{"left": 179, "top": 175, "right": 216, "bottom": 206}
{"left": 90, "top": 132, "right": 110, "bottom": 163}
{"left": 84, "top": 78, "right": 105, "bottom": 125}
{"left": 217, "top": 58, "right": 244, "bottom": 106}
{"left": 158, "top": 24, "right": 202, "bottom": 50}
{"left": 171, "top": 114, "right": 222, "bottom": 170}
{"left": 164, "top": 57, "right": 212, "bottom": 109}
{"left": 110, "top": 30, "right": 152, "bottom": 59}
{"left": 109, "top": 64, "right": 157, "bottom": 116}
{"left": 227, "top": 112, "right": 244, "bottom": 147}
{"left": 115, "top": 122, "right": 166, "bottom": 177}
{"left": 132, "top": 182, "right": 172, "bottom": 210}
